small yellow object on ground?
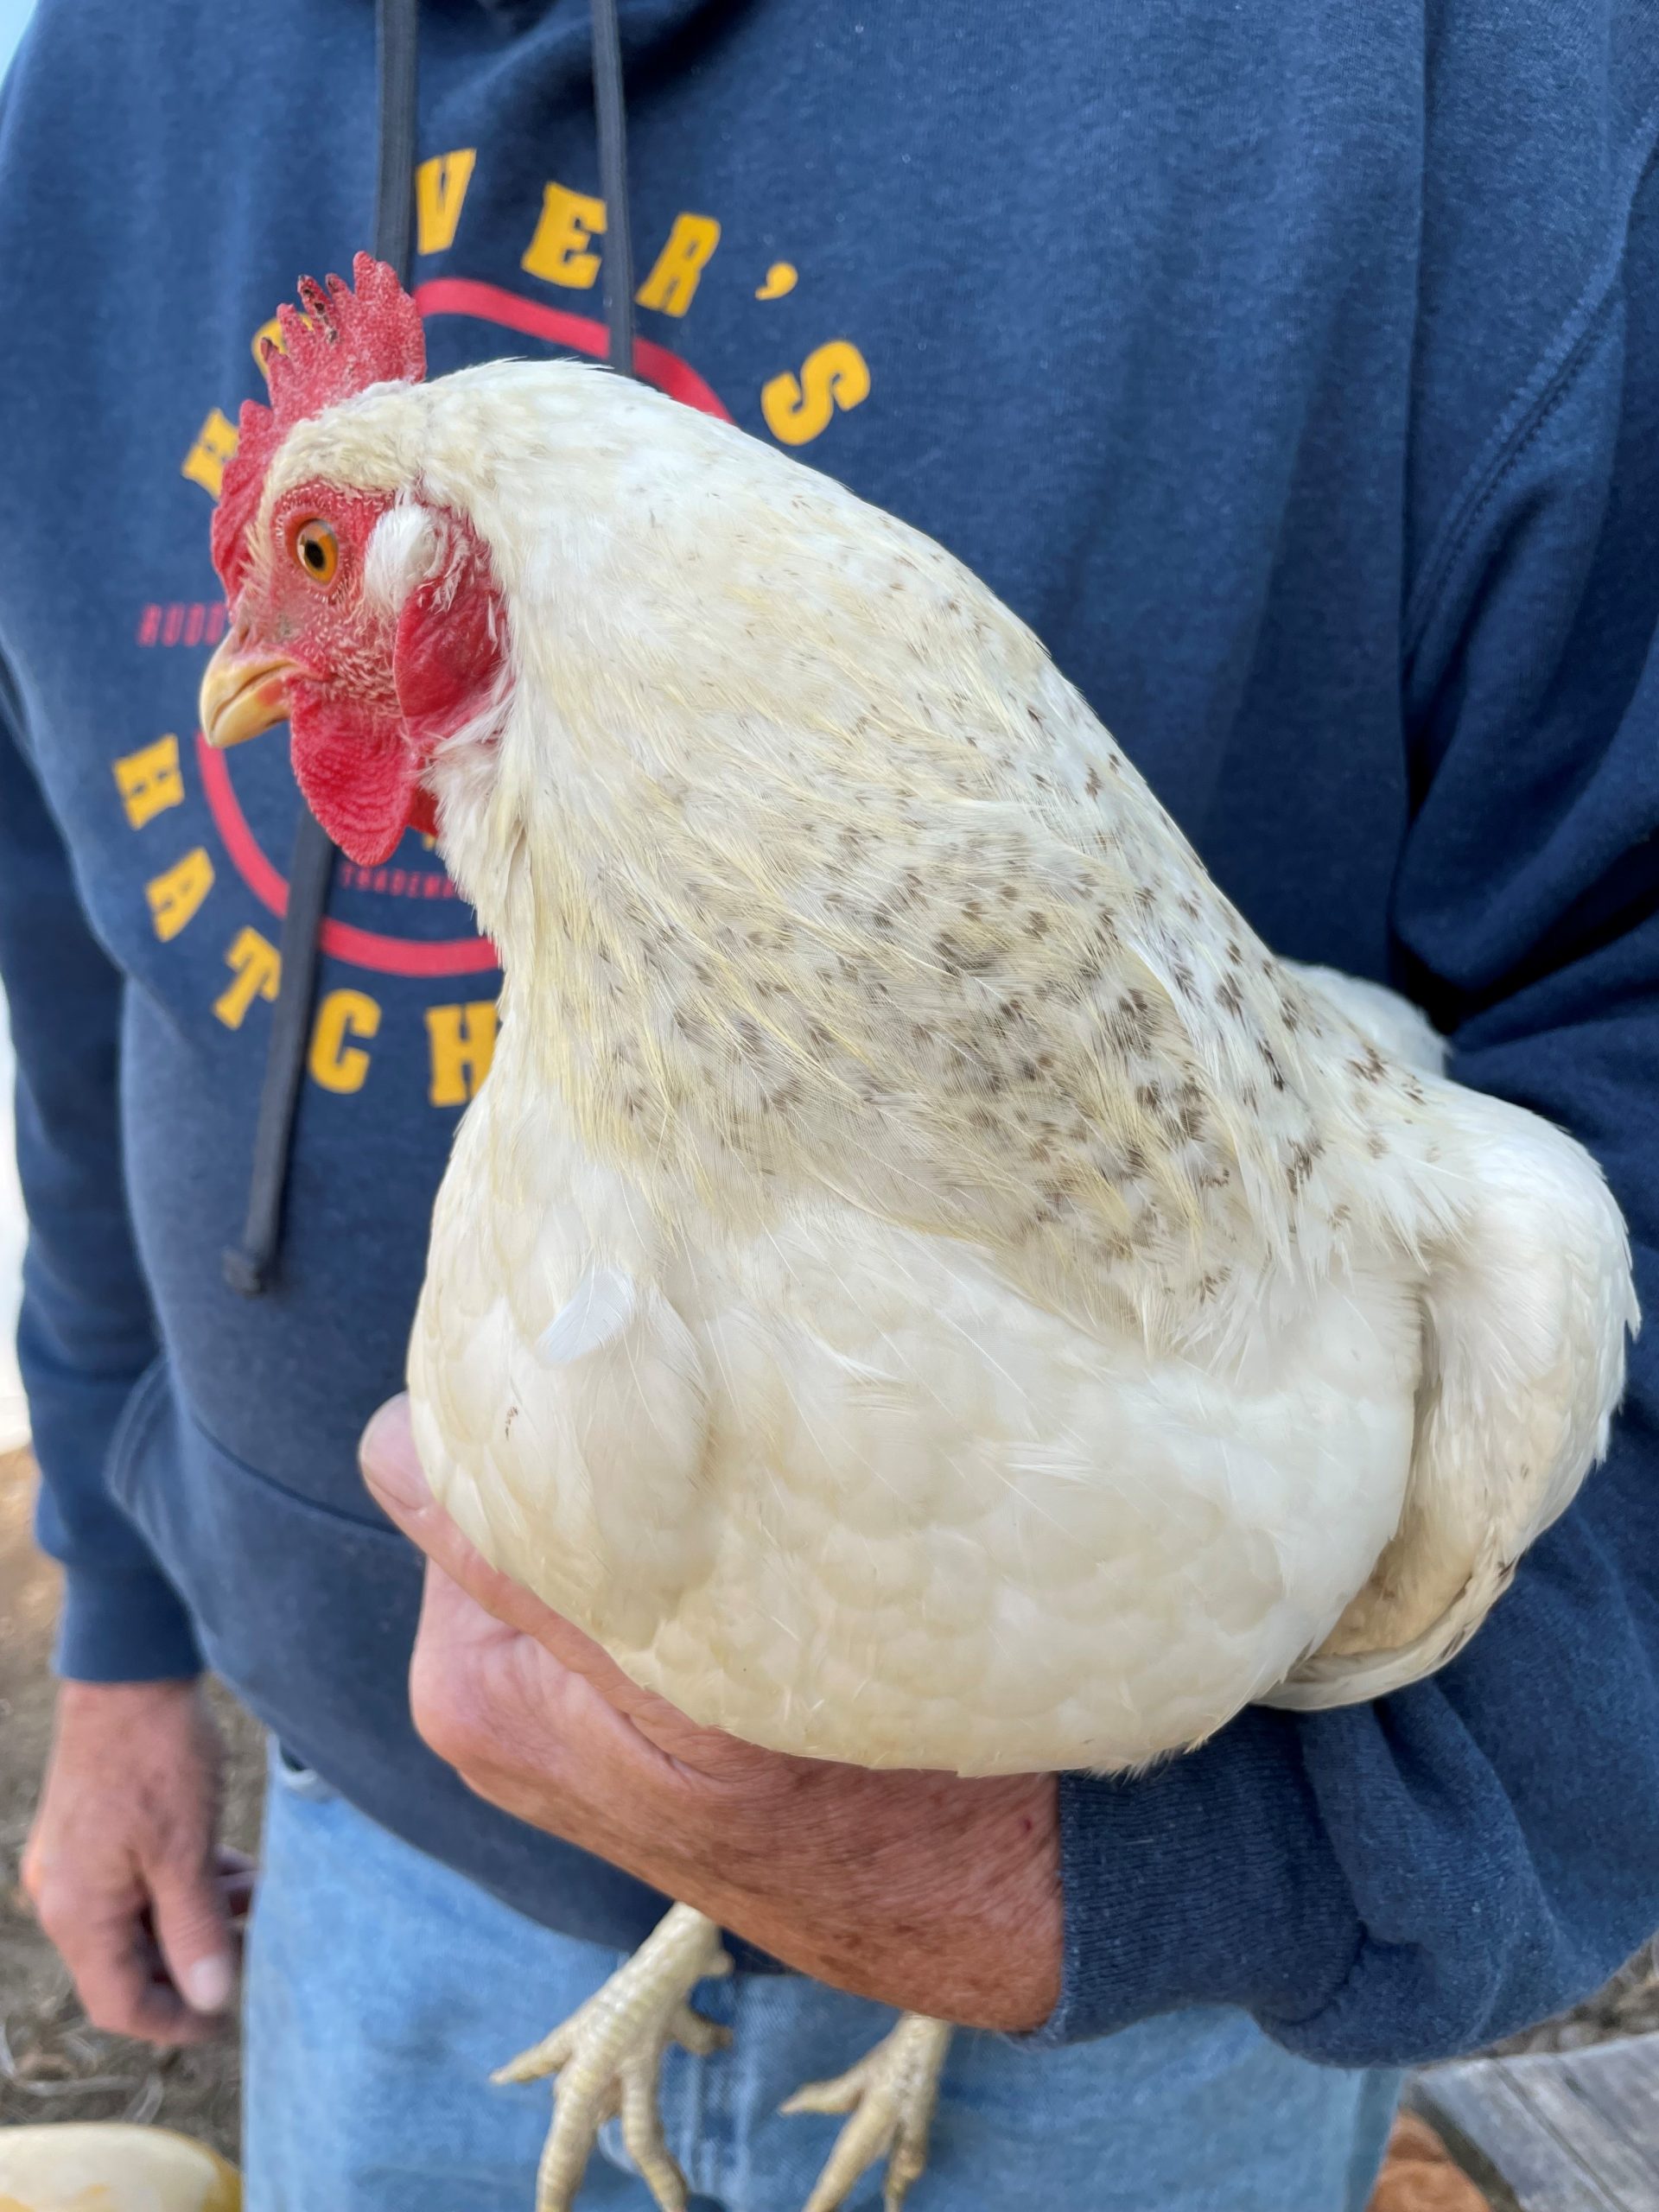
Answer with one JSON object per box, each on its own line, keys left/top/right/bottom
{"left": 1366, "top": 2113, "right": 1491, "bottom": 2212}
{"left": 0, "top": 2126, "right": 240, "bottom": 2212}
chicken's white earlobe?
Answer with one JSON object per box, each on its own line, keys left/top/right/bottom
{"left": 364, "top": 500, "right": 442, "bottom": 615}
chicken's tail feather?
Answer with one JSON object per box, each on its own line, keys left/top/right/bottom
{"left": 1265, "top": 1082, "right": 1636, "bottom": 1710}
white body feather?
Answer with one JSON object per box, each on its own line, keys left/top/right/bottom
{"left": 270, "top": 363, "right": 1637, "bottom": 1775}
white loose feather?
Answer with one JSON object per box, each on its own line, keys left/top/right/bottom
{"left": 537, "top": 1267, "right": 639, "bottom": 1365}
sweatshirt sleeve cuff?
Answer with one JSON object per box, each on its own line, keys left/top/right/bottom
{"left": 54, "top": 1561, "right": 203, "bottom": 1683}
{"left": 1031, "top": 1707, "right": 1361, "bottom": 2047}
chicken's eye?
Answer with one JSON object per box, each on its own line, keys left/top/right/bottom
{"left": 292, "top": 518, "right": 340, "bottom": 584}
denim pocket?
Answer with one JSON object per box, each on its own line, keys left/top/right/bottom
{"left": 270, "top": 1739, "right": 339, "bottom": 1806}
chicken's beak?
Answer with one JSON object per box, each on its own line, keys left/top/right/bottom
{"left": 199, "top": 636, "right": 298, "bottom": 749}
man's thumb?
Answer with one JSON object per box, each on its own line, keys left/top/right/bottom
{"left": 150, "top": 1858, "right": 235, "bottom": 2015}
{"left": 359, "top": 1391, "right": 432, "bottom": 1522}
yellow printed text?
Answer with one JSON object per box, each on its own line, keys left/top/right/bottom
{"left": 417, "top": 149, "right": 477, "bottom": 256}
{"left": 636, "top": 213, "right": 721, "bottom": 318}
{"left": 145, "top": 849, "right": 214, "bottom": 942}
{"left": 761, "top": 341, "right": 871, "bottom": 447}
{"left": 113, "top": 735, "right": 184, "bottom": 830}
{"left": 522, "top": 181, "right": 607, "bottom": 289}
{"left": 213, "top": 926, "right": 282, "bottom": 1030}
{"left": 426, "top": 1001, "right": 499, "bottom": 1106}
{"left": 181, "top": 409, "right": 240, "bottom": 498}
{"left": 309, "top": 989, "right": 381, "bottom": 1094}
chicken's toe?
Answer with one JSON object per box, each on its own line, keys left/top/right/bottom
{"left": 493, "top": 1902, "right": 731, "bottom": 2212}
{"left": 782, "top": 2012, "right": 952, "bottom": 2212}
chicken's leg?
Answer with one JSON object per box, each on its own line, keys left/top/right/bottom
{"left": 782, "top": 2012, "right": 953, "bottom": 2212}
{"left": 495, "top": 1903, "right": 732, "bottom": 2212}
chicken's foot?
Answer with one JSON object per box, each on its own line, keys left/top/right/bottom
{"left": 782, "top": 2012, "right": 953, "bottom": 2212}
{"left": 494, "top": 1902, "right": 732, "bottom": 2212}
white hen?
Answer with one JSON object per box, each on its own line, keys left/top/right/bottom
{"left": 200, "top": 261, "right": 1636, "bottom": 2212}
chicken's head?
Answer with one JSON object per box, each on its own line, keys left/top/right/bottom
{"left": 199, "top": 255, "right": 507, "bottom": 866}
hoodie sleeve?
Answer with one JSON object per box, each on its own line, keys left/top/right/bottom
{"left": 1040, "top": 163, "right": 1659, "bottom": 2065}
{"left": 0, "top": 671, "right": 201, "bottom": 1682}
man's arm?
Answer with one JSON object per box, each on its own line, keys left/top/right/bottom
{"left": 0, "top": 674, "right": 193, "bottom": 1677}
{"left": 1, "top": 675, "right": 239, "bottom": 2043}
{"left": 1039, "top": 151, "right": 1659, "bottom": 2061}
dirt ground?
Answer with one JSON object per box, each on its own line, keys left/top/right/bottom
{"left": 0, "top": 1443, "right": 1655, "bottom": 2171}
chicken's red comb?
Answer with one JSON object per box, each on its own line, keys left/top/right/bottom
{"left": 211, "top": 253, "right": 426, "bottom": 594}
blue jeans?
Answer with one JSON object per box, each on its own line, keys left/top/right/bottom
{"left": 244, "top": 1746, "right": 1400, "bottom": 2210}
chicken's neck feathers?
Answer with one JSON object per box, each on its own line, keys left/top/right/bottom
{"left": 402, "top": 364, "right": 1452, "bottom": 1348}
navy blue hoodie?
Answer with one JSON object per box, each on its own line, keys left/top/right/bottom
{"left": 3, "top": 0, "right": 1658, "bottom": 2064}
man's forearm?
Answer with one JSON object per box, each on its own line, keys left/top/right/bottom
{"left": 576, "top": 1759, "right": 1061, "bottom": 2031}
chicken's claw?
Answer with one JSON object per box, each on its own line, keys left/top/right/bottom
{"left": 782, "top": 2012, "right": 953, "bottom": 2212}
{"left": 495, "top": 1902, "right": 732, "bottom": 2212}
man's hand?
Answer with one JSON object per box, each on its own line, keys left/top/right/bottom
{"left": 362, "top": 1395, "right": 1062, "bottom": 2032}
{"left": 22, "top": 1679, "right": 251, "bottom": 2046}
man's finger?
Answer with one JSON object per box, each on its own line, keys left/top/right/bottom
{"left": 358, "top": 1392, "right": 434, "bottom": 1519}
{"left": 149, "top": 1853, "right": 235, "bottom": 2018}
{"left": 362, "top": 1396, "right": 643, "bottom": 1667}
{"left": 370, "top": 1395, "right": 796, "bottom": 1783}
{"left": 360, "top": 1397, "right": 538, "bottom": 1615}
{"left": 214, "top": 1845, "right": 257, "bottom": 1926}
{"left": 51, "top": 1897, "right": 213, "bottom": 2047}
{"left": 416, "top": 1559, "right": 660, "bottom": 1732}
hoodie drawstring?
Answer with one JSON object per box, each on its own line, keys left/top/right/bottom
{"left": 592, "top": 0, "right": 636, "bottom": 378}
{"left": 223, "top": 0, "right": 421, "bottom": 1295}
{"left": 226, "top": 0, "right": 638, "bottom": 1297}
